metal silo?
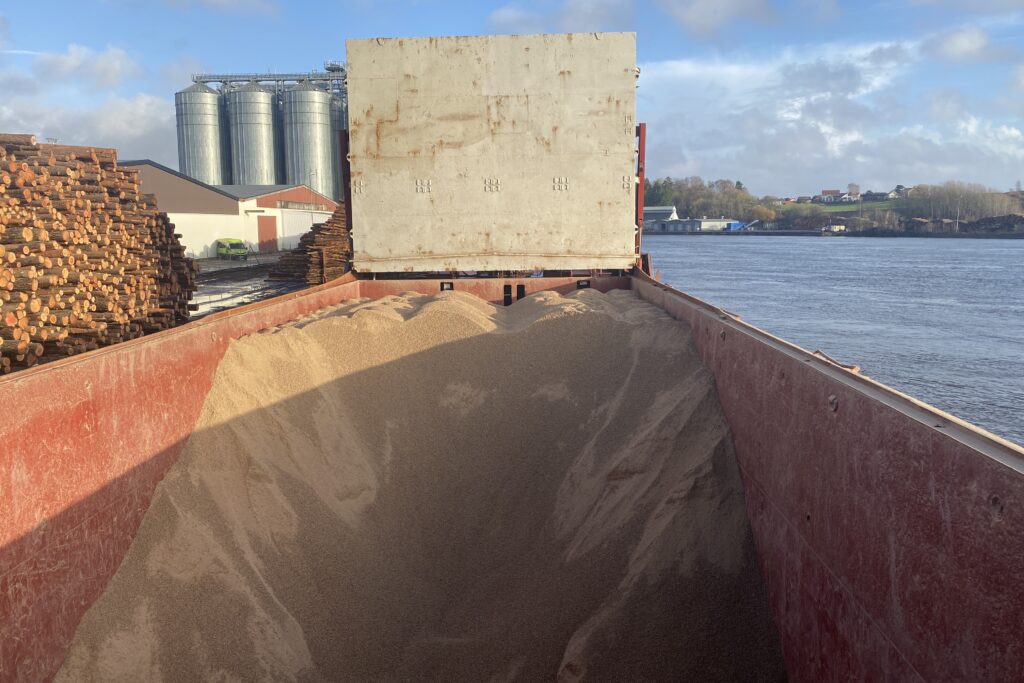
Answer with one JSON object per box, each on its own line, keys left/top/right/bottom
{"left": 273, "top": 90, "right": 286, "bottom": 184}
{"left": 329, "top": 95, "right": 346, "bottom": 200}
{"left": 226, "top": 82, "right": 278, "bottom": 186}
{"left": 282, "top": 81, "right": 335, "bottom": 199}
{"left": 175, "top": 83, "right": 230, "bottom": 185}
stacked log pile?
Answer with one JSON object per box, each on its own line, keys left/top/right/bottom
{"left": 0, "top": 133, "right": 196, "bottom": 374}
{"left": 268, "top": 202, "right": 351, "bottom": 285}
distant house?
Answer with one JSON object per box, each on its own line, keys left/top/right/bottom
{"left": 839, "top": 193, "right": 860, "bottom": 203}
{"left": 644, "top": 205, "right": 678, "bottom": 221}
{"left": 820, "top": 189, "right": 842, "bottom": 203}
{"left": 862, "top": 191, "right": 891, "bottom": 202}
{"left": 797, "top": 196, "right": 813, "bottom": 203}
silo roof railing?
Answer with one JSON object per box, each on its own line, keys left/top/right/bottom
{"left": 192, "top": 71, "right": 346, "bottom": 85}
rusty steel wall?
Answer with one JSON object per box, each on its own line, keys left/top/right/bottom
{"left": 346, "top": 33, "right": 639, "bottom": 272}
{"left": 633, "top": 272, "right": 1024, "bottom": 682}
{"left": 0, "top": 275, "right": 370, "bottom": 681}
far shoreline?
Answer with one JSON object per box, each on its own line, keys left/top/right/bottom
{"left": 644, "top": 231, "right": 1024, "bottom": 239}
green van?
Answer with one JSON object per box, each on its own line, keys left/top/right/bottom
{"left": 215, "top": 238, "right": 249, "bottom": 260}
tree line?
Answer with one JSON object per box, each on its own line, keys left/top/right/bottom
{"left": 897, "top": 181, "right": 1018, "bottom": 222}
{"left": 644, "top": 177, "right": 776, "bottom": 222}
{"left": 644, "top": 176, "right": 1021, "bottom": 224}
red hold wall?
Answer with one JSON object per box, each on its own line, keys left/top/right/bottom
{"left": 0, "top": 274, "right": 622, "bottom": 682}
{"left": 0, "top": 273, "right": 367, "bottom": 682}
{"left": 633, "top": 272, "right": 1024, "bottom": 682}
{"left": 4, "top": 271, "right": 1023, "bottom": 681}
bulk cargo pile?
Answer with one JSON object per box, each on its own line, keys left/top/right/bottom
{"left": 0, "top": 133, "right": 196, "bottom": 372}
{"left": 57, "top": 289, "right": 785, "bottom": 681}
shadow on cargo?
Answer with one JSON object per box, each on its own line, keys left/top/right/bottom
{"left": 1, "top": 299, "right": 787, "bottom": 682}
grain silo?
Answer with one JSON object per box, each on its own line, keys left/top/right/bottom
{"left": 282, "top": 81, "right": 334, "bottom": 199}
{"left": 175, "top": 83, "right": 231, "bottom": 185}
{"left": 226, "top": 82, "right": 278, "bottom": 186}
{"left": 175, "top": 64, "right": 347, "bottom": 196}
{"left": 329, "top": 95, "right": 346, "bottom": 200}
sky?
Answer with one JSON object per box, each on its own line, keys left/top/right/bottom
{"left": 1, "top": 0, "right": 1023, "bottom": 197}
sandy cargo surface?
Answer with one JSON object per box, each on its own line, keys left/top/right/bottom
{"left": 57, "top": 288, "right": 785, "bottom": 681}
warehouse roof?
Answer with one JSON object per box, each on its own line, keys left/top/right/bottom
{"left": 644, "top": 205, "right": 678, "bottom": 221}
{"left": 120, "top": 161, "right": 334, "bottom": 212}
{"left": 120, "top": 162, "right": 317, "bottom": 202}
{"left": 213, "top": 184, "right": 302, "bottom": 200}
{"left": 119, "top": 159, "right": 239, "bottom": 201}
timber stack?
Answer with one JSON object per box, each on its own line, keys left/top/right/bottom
{"left": 0, "top": 133, "right": 197, "bottom": 374}
{"left": 268, "top": 202, "right": 351, "bottom": 285}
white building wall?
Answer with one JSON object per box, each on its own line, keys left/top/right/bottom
{"left": 280, "top": 210, "right": 333, "bottom": 250}
{"left": 169, "top": 204, "right": 333, "bottom": 258}
{"left": 237, "top": 199, "right": 333, "bottom": 252}
{"left": 166, "top": 212, "right": 250, "bottom": 259}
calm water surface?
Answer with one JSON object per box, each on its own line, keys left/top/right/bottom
{"left": 646, "top": 235, "right": 1024, "bottom": 446}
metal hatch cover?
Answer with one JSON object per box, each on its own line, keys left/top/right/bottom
{"left": 346, "top": 32, "right": 638, "bottom": 273}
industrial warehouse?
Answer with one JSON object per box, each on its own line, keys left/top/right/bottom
{"left": 158, "top": 65, "right": 348, "bottom": 260}
{"left": 121, "top": 160, "right": 337, "bottom": 258}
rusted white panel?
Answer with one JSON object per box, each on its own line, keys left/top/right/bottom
{"left": 346, "top": 32, "right": 638, "bottom": 272}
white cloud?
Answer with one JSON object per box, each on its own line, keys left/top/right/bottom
{"left": 636, "top": 37, "right": 1024, "bottom": 194}
{"left": 922, "top": 26, "right": 1005, "bottom": 62}
{"left": 34, "top": 44, "right": 142, "bottom": 88}
{"left": 928, "top": 89, "right": 968, "bottom": 121}
{"left": 488, "top": 5, "right": 547, "bottom": 33}
{"left": 160, "top": 55, "right": 206, "bottom": 90}
{"left": 0, "top": 72, "right": 40, "bottom": 96}
{"left": 487, "top": 0, "right": 632, "bottom": 34}
{"left": 0, "top": 94, "right": 176, "bottom": 165}
{"left": 0, "top": 40, "right": 176, "bottom": 169}
{"left": 558, "top": 0, "right": 633, "bottom": 31}
{"left": 955, "top": 115, "right": 1024, "bottom": 159}
{"left": 655, "top": 0, "right": 771, "bottom": 34}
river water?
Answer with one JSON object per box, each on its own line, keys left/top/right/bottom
{"left": 645, "top": 235, "right": 1024, "bottom": 446}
